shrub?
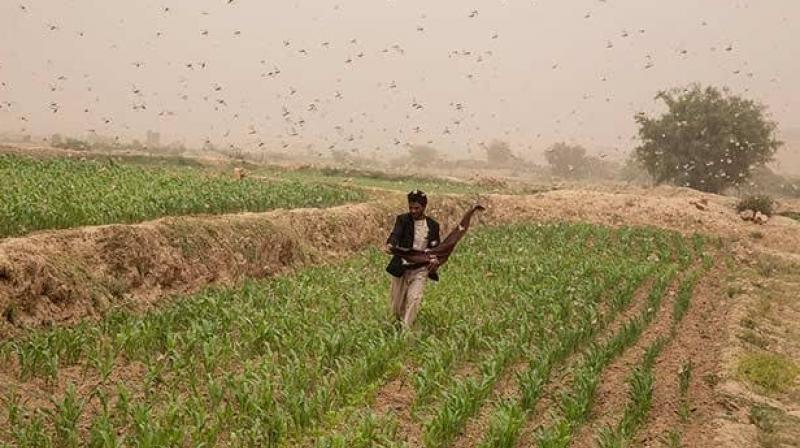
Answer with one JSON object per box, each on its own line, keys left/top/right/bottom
{"left": 736, "top": 195, "right": 775, "bottom": 216}
{"left": 545, "top": 142, "right": 588, "bottom": 178}
{"left": 53, "top": 137, "right": 92, "bottom": 151}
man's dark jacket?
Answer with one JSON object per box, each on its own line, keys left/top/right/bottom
{"left": 386, "top": 213, "right": 441, "bottom": 281}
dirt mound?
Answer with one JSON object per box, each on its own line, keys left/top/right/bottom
{"left": 487, "top": 189, "right": 800, "bottom": 259}
{"left": 0, "top": 195, "right": 472, "bottom": 336}
{"left": 2, "top": 186, "right": 799, "bottom": 337}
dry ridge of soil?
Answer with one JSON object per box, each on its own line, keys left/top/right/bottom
{"left": 2, "top": 187, "right": 798, "bottom": 335}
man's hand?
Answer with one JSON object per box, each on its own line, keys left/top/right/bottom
{"left": 427, "top": 255, "right": 440, "bottom": 272}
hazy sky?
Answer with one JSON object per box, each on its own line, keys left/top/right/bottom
{"left": 1, "top": 0, "right": 798, "bottom": 163}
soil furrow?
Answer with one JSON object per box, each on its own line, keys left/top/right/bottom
{"left": 636, "top": 265, "right": 725, "bottom": 447}
{"left": 514, "top": 272, "right": 665, "bottom": 447}
{"left": 569, "top": 279, "right": 683, "bottom": 448}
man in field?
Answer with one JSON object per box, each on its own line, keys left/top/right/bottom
{"left": 384, "top": 190, "right": 441, "bottom": 330}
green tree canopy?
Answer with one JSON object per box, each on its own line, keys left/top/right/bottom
{"left": 634, "top": 85, "right": 782, "bottom": 193}
{"left": 486, "top": 140, "right": 515, "bottom": 166}
{"left": 408, "top": 144, "right": 439, "bottom": 164}
{"left": 545, "top": 142, "right": 588, "bottom": 178}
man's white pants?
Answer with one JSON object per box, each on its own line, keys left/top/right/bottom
{"left": 390, "top": 267, "right": 427, "bottom": 329}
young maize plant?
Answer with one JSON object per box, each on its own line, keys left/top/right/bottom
{"left": 318, "top": 229, "right": 686, "bottom": 446}
{"left": 0, "top": 154, "right": 364, "bottom": 237}
{"left": 595, "top": 337, "right": 667, "bottom": 448}
{"left": 596, "top": 261, "right": 708, "bottom": 448}
{"left": 411, "top": 224, "right": 645, "bottom": 413}
{"left": 532, "top": 262, "right": 685, "bottom": 447}
{"left": 0, "top": 223, "right": 704, "bottom": 447}
{"left": 476, "top": 262, "right": 656, "bottom": 448}
{"left": 677, "top": 360, "right": 693, "bottom": 423}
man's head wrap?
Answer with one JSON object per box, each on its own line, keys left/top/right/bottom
{"left": 407, "top": 189, "right": 427, "bottom": 207}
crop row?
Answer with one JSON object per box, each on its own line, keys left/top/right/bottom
{"left": 596, "top": 261, "right": 708, "bottom": 448}
{"left": 530, "top": 256, "right": 710, "bottom": 447}
{"left": 0, "top": 223, "right": 700, "bottom": 447}
{"left": 0, "top": 154, "right": 364, "bottom": 237}
{"left": 310, "top": 226, "right": 700, "bottom": 447}
{"left": 531, "top": 266, "right": 680, "bottom": 447}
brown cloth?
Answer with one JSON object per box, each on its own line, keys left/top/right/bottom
{"left": 389, "top": 204, "right": 485, "bottom": 270}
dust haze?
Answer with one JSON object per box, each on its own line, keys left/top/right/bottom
{"left": 1, "top": 0, "right": 799, "bottom": 173}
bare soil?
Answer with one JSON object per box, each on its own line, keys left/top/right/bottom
{"left": 635, "top": 265, "right": 727, "bottom": 447}
{"left": 373, "top": 372, "right": 423, "bottom": 446}
{"left": 512, "top": 276, "right": 659, "bottom": 447}
{"left": 569, "top": 272, "right": 687, "bottom": 448}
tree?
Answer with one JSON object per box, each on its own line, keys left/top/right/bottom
{"left": 619, "top": 155, "right": 651, "bottom": 184}
{"left": 544, "top": 142, "right": 588, "bottom": 177}
{"left": 408, "top": 144, "right": 439, "bottom": 165}
{"left": 485, "top": 140, "right": 515, "bottom": 166}
{"left": 583, "top": 156, "right": 620, "bottom": 180}
{"left": 634, "top": 85, "right": 782, "bottom": 193}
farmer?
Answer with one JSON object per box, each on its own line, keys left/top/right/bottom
{"left": 384, "top": 190, "right": 441, "bottom": 330}
{"left": 384, "top": 190, "right": 485, "bottom": 330}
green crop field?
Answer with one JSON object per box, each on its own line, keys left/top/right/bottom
{"left": 0, "top": 222, "right": 711, "bottom": 447}
{"left": 274, "top": 166, "right": 507, "bottom": 196}
{"left": 0, "top": 154, "right": 365, "bottom": 238}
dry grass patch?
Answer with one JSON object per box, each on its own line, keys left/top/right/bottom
{"left": 737, "top": 352, "right": 799, "bottom": 393}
